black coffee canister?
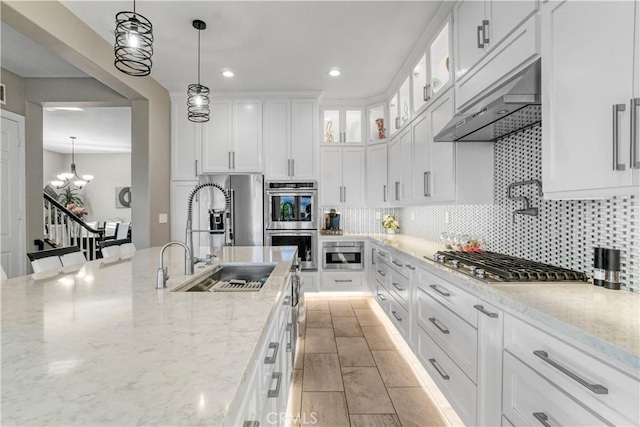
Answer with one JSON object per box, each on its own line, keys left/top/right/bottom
{"left": 604, "top": 248, "right": 621, "bottom": 290}
{"left": 593, "top": 247, "right": 605, "bottom": 286}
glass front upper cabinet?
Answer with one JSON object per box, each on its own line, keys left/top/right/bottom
{"left": 322, "top": 108, "right": 362, "bottom": 144}
{"left": 368, "top": 104, "right": 386, "bottom": 143}
{"left": 388, "top": 93, "right": 399, "bottom": 137}
{"left": 399, "top": 76, "right": 411, "bottom": 127}
{"left": 412, "top": 21, "right": 451, "bottom": 115}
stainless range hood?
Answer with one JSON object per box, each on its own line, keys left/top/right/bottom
{"left": 435, "top": 60, "right": 541, "bottom": 142}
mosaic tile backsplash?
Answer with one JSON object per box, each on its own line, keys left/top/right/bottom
{"left": 321, "top": 207, "right": 401, "bottom": 235}
{"left": 401, "top": 126, "right": 639, "bottom": 291}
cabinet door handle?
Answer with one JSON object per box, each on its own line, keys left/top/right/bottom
{"left": 533, "top": 412, "right": 552, "bottom": 427}
{"left": 405, "top": 264, "right": 415, "bottom": 270}
{"left": 232, "top": 151, "right": 236, "bottom": 169}
{"left": 334, "top": 279, "right": 353, "bottom": 283}
{"left": 228, "top": 151, "right": 232, "bottom": 169}
{"left": 195, "top": 159, "right": 198, "bottom": 177}
{"left": 286, "top": 323, "right": 293, "bottom": 351}
{"left": 533, "top": 350, "right": 608, "bottom": 394}
{"left": 264, "top": 342, "right": 279, "bottom": 364}
{"left": 391, "top": 310, "right": 402, "bottom": 322}
{"left": 424, "top": 171, "right": 431, "bottom": 197}
{"left": 283, "top": 296, "right": 291, "bottom": 306}
{"left": 287, "top": 159, "right": 291, "bottom": 177}
{"left": 391, "top": 260, "right": 403, "bottom": 267}
{"left": 428, "top": 317, "right": 450, "bottom": 334}
{"left": 395, "top": 117, "right": 401, "bottom": 130}
{"left": 428, "top": 358, "right": 450, "bottom": 380}
{"left": 474, "top": 304, "right": 498, "bottom": 318}
{"left": 377, "top": 270, "right": 386, "bottom": 277}
{"left": 267, "top": 372, "right": 282, "bottom": 398}
{"left": 383, "top": 184, "right": 387, "bottom": 202}
{"left": 242, "top": 421, "right": 260, "bottom": 427}
{"left": 477, "top": 25, "right": 484, "bottom": 48}
{"left": 429, "top": 284, "right": 450, "bottom": 297}
{"left": 343, "top": 186, "right": 347, "bottom": 203}
{"left": 631, "top": 98, "right": 640, "bottom": 168}
{"left": 395, "top": 181, "right": 400, "bottom": 201}
{"left": 377, "top": 293, "right": 387, "bottom": 302}
{"left": 423, "top": 84, "right": 428, "bottom": 102}
{"left": 392, "top": 282, "right": 405, "bottom": 291}
{"left": 482, "top": 19, "right": 490, "bottom": 44}
{"left": 372, "top": 249, "right": 376, "bottom": 265}
{"left": 291, "top": 159, "right": 295, "bottom": 176}
{"left": 612, "top": 104, "right": 627, "bottom": 171}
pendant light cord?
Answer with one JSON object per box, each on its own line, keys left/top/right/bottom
{"left": 197, "top": 28, "right": 201, "bottom": 85}
{"left": 133, "top": 0, "right": 136, "bottom": 14}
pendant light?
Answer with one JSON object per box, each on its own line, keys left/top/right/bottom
{"left": 114, "top": 0, "right": 154, "bottom": 76}
{"left": 51, "top": 137, "right": 94, "bottom": 190}
{"left": 187, "top": 19, "right": 210, "bottom": 123}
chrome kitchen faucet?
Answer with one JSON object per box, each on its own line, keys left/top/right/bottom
{"left": 157, "top": 241, "right": 194, "bottom": 289}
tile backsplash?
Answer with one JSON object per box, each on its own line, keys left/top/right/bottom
{"left": 401, "top": 126, "right": 639, "bottom": 291}
{"left": 321, "top": 207, "right": 401, "bottom": 234}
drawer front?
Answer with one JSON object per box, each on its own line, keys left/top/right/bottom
{"left": 321, "top": 272, "right": 364, "bottom": 291}
{"left": 389, "top": 253, "right": 412, "bottom": 278}
{"left": 416, "top": 326, "right": 477, "bottom": 427}
{"left": 374, "top": 262, "right": 390, "bottom": 290}
{"left": 259, "top": 321, "right": 280, "bottom": 393}
{"left": 388, "top": 293, "right": 409, "bottom": 340}
{"left": 374, "top": 281, "right": 390, "bottom": 312}
{"left": 388, "top": 269, "right": 410, "bottom": 309}
{"left": 416, "top": 287, "right": 478, "bottom": 382}
{"left": 503, "top": 351, "right": 609, "bottom": 427}
{"left": 417, "top": 267, "right": 478, "bottom": 327}
{"left": 504, "top": 314, "right": 640, "bottom": 426}
{"left": 374, "top": 246, "right": 389, "bottom": 264}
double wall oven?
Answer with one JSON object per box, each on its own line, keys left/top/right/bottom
{"left": 265, "top": 181, "right": 318, "bottom": 271}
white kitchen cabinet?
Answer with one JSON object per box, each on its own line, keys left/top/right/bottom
{"left": 320, "top": 146, "right": 365, "bottom": 206}
{"left": 475, "top": 301, "right": 503, "bottom": 427}
{"left": 387, "top": 137, "right": 401, "bottom": 204}
{"left": 542, "top": 0, "right": 640, "bottom": 198}
{"left": 322, "top": 108, "right": 363, "bottom": 144}
{"left": 398, "top": 76, "right": 411, "bottom": 128}
{"left": 412, "top": 19, "right": 452, "bottom": 116}
{"left": 388, "top": 94, "right": 399, "bottom": 138}
{"left": 366, "top": 143, "right": 388, "bottom": 206}
{"left": 399, "top": 127, "right": 413, "bottom": 204}
{"left": 454, "top": 0, "right": 538, "bottom": 81}
{"left": 170, "top": 93, "right": 201, "bottom": 181}
{"left": 321, "top": 271, "right": 365, "bottom": 292}
{"left": 264, "top": 99, "right": 316, "bottom": 180}
{"left": 201, "top": 99, "right": 262, "bottom": 173}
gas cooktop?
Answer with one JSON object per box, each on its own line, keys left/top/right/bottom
{"left": 429, "top": 251, "right": 588, "bottom": 283}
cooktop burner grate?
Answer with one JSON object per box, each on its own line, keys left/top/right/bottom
{"left": 434, "top": 251, "right": 588, "bottom": 282}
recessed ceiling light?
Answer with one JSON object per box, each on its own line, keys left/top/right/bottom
{"left": 328, "top": 68, "right": 341, "bottom": 77}
{"left": 222, "top": 70, "right": 234, "bottom": 77}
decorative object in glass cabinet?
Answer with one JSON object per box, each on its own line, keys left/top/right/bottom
{"left": 345, "top": 110, "right": 362, "bottom": 143}
{"left": 369, "top": 105, "right": 386, "bottom": 142}
{"left": 430, "top": 22, "right": 450, "bottom": 96}
{"left": 324, "top": 110, "right": 340, "bottom": 143}
{"left": 399, "top": 76, "right": 411, "bottom": 125}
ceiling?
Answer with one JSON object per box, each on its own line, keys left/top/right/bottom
{"left": 43, "top": 107, "right": 132, "bottom": 154}
{"left": 61, "top": 1, "right": 442, "bottom": 99}
{"left": 0, "top": 22, "right": 88, "bottom": 78}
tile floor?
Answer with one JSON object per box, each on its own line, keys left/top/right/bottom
{"left": 287, "top": 295, "right": 462, "bottom": 427}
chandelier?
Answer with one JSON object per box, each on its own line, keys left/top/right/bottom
{"left": 187, "top": 19, "right": 210, "bottom": 123}
{"left": 114, "top": 0, "right": 154, "bottom": 77}
{"left": 51, "top": 137, "right": 94, "bottom": 190}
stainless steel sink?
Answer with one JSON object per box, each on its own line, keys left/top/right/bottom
{"left": 173, "top": 263, "right": 276, "bottom": 292}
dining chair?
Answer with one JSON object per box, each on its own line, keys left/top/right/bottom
{"left": 26, "top": 247, "right": 80, "bottom": 274}
{"left": 115, "top": 222, "right": 131, "bottom": 240}
{"left": 60, "top": 250, "right": 87, "bottom": 267}
{"left": 99, "top": 239, "right": 131, "bottom": 259}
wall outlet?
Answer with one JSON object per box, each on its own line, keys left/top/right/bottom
{"left": 159, "top": 213, "right": 168, "bottom": 224}
{"left": 444, "top": 211, "right": 450, "bottom": 224}
{"left": 375, "top": 212, "right": 381, "bottom": 220}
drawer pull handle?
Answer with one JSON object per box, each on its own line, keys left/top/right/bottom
{"left": 377, "top": 293, "right": 387, "bottom": 301}
{"left": 377, "top": 270, "right": 387, "bottom": 277}
{"left": 428, "top": 317, "right": 450, "bottom": 334}
{"left": 533, "top": 350, "right": 608, "bottom": 394}
{"left": 533, "top": 412, "right": 551, "bottom": 427}
{"left": 392, "top": 260, "right": 403, "bottom": 267}
{"left": 286, "top": 323, "right": 293, "bottom": 352}
{"left": 242, "top": 421, "right": 260, "bottom": 427}
{"left": 429, "top": 284, "right": 450, "bottom": 297}
{"left": 334, "top": 279, "right": 353, "bottom": 283}
{"left": 264, "top": 342, "right": 279, "bottom": 364}
{"left": 392, "top": 282, "right": 405, "bottom": 291}
{"left": 474, "top": 304, "right": 498, "bottom": 318}
{"left": 405, "top": 264, "right": 415, "bottom": 270}
{"left": 391, "top": 310, "right": 403, "bottom": 322}
{"left": 268, "top": 372, "right": 282, "bottom": 398}
{"left": 283, "top": 296, "right": 291, "bottom": 306}
{"left": 428, "top": 358, "right": 450, "bottom": 380}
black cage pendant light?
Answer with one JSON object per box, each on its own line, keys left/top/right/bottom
{"left": 187, "top": 20, "right": 210, "bottom": 123}
{"left": 114, "top": 0, "right": 154, "bottom": 76}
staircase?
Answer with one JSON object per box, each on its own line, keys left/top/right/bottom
{"left": 39, "top": 191, "right": 106, "bottom": 261}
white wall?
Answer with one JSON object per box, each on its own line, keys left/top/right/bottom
{"left": 71, "top": 153, "right": 131, "bottom": 223}
{"left": 42, "top": 149, "right": 67, "bottom": 188}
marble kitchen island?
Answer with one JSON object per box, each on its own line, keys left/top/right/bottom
{"left": 1, "top": 246, "right": 297, "bottom": 426}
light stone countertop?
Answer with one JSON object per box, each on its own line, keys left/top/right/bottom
{"left": 1, "top": 246, "right": 297, "bottom": 426}
{"left": 324, "top": 233, "right": 640, "bottom": 375}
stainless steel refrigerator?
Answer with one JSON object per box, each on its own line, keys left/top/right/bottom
{"left": 197, "top": 174, "right": 264, "bottom": 250}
